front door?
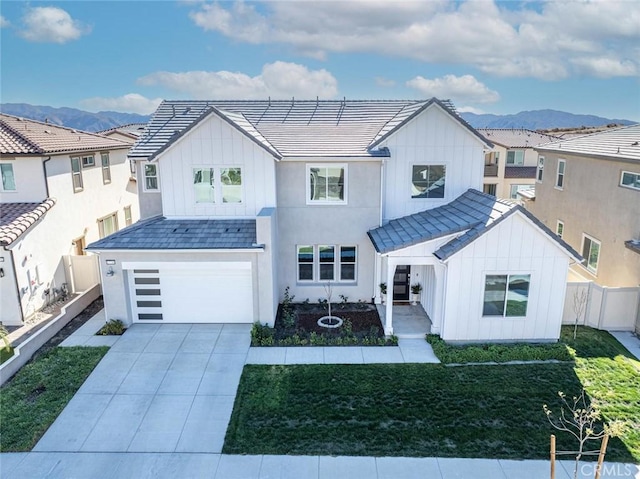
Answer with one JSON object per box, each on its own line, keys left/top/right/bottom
{"left": 393, "top": 265, "right": 411, "bottom": 301}
{"left": 73, "top": 236, "right": 86, "bottom": 256}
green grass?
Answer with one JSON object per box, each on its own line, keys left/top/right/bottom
{"left": 0, "top": 347, "right": 14, "bottom": 364}
{"left": 224, "top": 326, "right": 640, "bottom": 461}
{"left": 0, "top": 346, "right": 108, "bottom": 451}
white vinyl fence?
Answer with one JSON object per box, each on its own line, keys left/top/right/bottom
{"left": 563, "top": 282, "right": 640, "bottom": 332}
{"left": 63, "top": 255, "right": 100, "bottom": 293}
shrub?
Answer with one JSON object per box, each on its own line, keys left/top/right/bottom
{"left": 251, "top": 323, "right": 275, "bottom": 346}
{"left": 96, "top": 319, "right": 126, "bottom": 336}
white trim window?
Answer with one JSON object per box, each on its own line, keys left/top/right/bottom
{"left": 0, "top": 163, "right": 16, "bottom": 191}
{"left": 193, "top": 168, "right": 215, "bottom": 203}
{"left": 555, "top": 159, "right": 566, "bottom": 189}
{"left": 319, "top": 245, "right": 335, "bottom": 280}
{"left": 581, "top": 234, "right": 601, "bottom": 274}
{"left": 297, "top": 245, "right": 314, "bottom": 281}
{"left": 124, "top": 205, "right": 132, "bottom": 226}
{"left": 506, "top": 150, "right": 525, "bottom": 165}
{"left": 81, "top": 155, "right": 95, "bottom": 168}
{"left": 98, "top": 212, "right": 118, "bottom": 239}
{"left": 339, "top": 246, "right": 357, "bottom": 281}
{"left": 144, "top": 163, "right": 159, "bottom": 191}
{"left": 307, "top": 164, "right": 347, "bottom": 204}
{"left": 193, "top": 167, "right": 243, "bottom": 204}
{"left": 101, "top": 153, "right": 111, "bottom": 184}
{"left": 536, "top": 156, "right": 544, "bottom": 183}
{"left": 483, "top": 274, "right": 530, "bottom": 317}
{"left": 297, "top": 244, "right": 357, "bottom": 283}
{"left": 412, "top": 164, "right": 446, "bottom": 199}
{"left": 70, "top": 157, "right": 83, "bottom": 192}
{"left": 556, "top": 220, "right": 564, "bottom": 238}
{"left": 620, "top": 171, "right": 640, "bottom": 191}
{"left": 221, "top": 167, "right": 242, "bottom": 203}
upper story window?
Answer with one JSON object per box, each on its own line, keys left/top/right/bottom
{"left": 221, "top": 168, "right": 242, "bottom": 203}
{"left": 70, "top": 157, "right": 83, "bottom": 192}
{"left": 509, "top": 184, "right": 530, "bottom": 199}
{"left": 144, "top": 163, "right": 159, "bottom": 191}
{"left": 81, "top": 155, "right": 95, "bottom": 168}
{"left": 308, "top": 165, "right": 346, "bottom": 204}
{"left": 506, "top": 150, "right": 525, "bottom": 165}
{"left": 0, "top": 163, "right": 16, "bottom": 191}
{"left": 581, "top": 234, "right": 600, "bottom": 275}
{"left": 101, "top": 153, "right": 111, "bottom": 184}
{"left": 193, "top": 167, "right": 243, "bottom": 204}
{"left": 193, "top": 168, "right": 214, "bottom": 203}
{"left": 412, "top": 165, "right": 446, "bottom": 199}
{"left": 556, "top": 220, "right": 564, "bottom": 238}
{"left": 98, "top": 212, "right": 118, "bottom": 239}
{"left": 536, "top": 156, "right": 544, "bottom": 182}
{"left": 555, "top": 159, "right": 566, "bottom": 189}
{"left": 620, "top": 171, "right": 640, "bottom": 191}
{"left": 124, "top": 205, "right": 132, "bottom": 226}
{"left": 483, "top": 274, "right": 530, "bottom": 317}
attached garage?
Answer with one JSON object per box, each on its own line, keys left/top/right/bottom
{"left": 125, "top": 262, "right": 254, "bottom": 323}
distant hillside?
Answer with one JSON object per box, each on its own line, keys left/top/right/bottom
{"left": 460, "top": 109, "right": 635, "bottom": 130}
{"left": 0, "top": 103, "right": 151, "bottom": 132}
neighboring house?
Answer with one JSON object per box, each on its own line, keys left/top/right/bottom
{"left": 98, "top": 123, "right": 148, "bottom": 143}
{"left": 0, "top": 114, "right": 140, "bottom": 325}
{"left": 522, "top": 125, "right": 640, "bottom": 289}
{"left": 88, "top": 99, "right": 580, "bottom": 343}
{"left": 478, "top": 129, "right": 559, "bottom": 199}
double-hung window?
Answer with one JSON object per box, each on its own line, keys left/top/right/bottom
{"left": 319, "top": 246, "right": 335, "bottom": 280}
{"left": 506, "top": 150, "right": 525, "bottom": 165}
{"left": 98, "top": 213, "right": 118, "bottom": 238}
{"left": 144, "top": 164, "right": 159, "bottom": 191}
{"left": 70, "top": 157, "right": 83, "bottom": 192}
{"left": 297, "top": 245, "right": 357, "bottom": 282}
{"left": 339, "top": 246, "right": 356, "bottom": 281}
{"left": 556, "top": 220, "right": 564, "bottom": 238}
{"left": 308, "top": 165, "right": 346, "bottom": 204}
{"left": 556, "top": 159, "right": 566, "bottom": 189}
{"left": 193, "top": 167, "right": 243, "bottom": 204}
{"left": 297, "top": 246, "right": 314, "bottom": 281}
{"left": 412, "top": 165, "right": 446, "bottom": 198}
{"left": 81, "top": 155, "right": 95, "bottom": 168}
{"left": 581, "top": 234, "right": 600, "bottom": 274}
{"left": 124, "top": 205, "right": 132, "bottom": 226}
{"left": 483, "top": 274, "right": 530, "bottom": 317}
{"left": 536, "top": 156, "right": 544, "bottom": 182}
{"left": 101, "top": 153, "right": 111, "bottom": 184}
{"left": 620, "top": 171, "right": 640, "bottom": 191}
{"left": 0, "top": 163, "right": 16, "bottom": 191}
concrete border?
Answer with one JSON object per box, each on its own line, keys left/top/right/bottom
{"left": 0, "top": 284, "right": 102, "bottom": 386}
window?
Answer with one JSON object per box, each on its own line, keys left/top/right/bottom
{"left": 101, "top": 153, "right": 111, "bottom": 184}
{"left": 98, "top": 213, "right": 118, "bottom": 239}
{"left": 506, "top": 150, "right": 525, "bottom": 165}
{"left": 124, "top": 205, "right": 132, "bottom": 226}
{"left": 412, "top": 165, "right": 446, "bottom": 199}
{"left": 536, "top": 156, "right": 544, "bottom": 182}
{"left": 620, "top": 171, "right": 640, "bottom": 191}
{"left": 483, "top": 184, "right": 497, "bottom": 196}
{"left": 297, "top": 246, "right": 314, "bottom": 281}
{"left": 340, "top": 246, "right": 356, "bottom": 281}
{"left": 144, "top": 163, "right": 159, "bottom": 191}
{"left": 556, "top": 159, "right": 565, "bottom": 189}
{"left": 319, "top": 246, "right": 335, "bottom": 280}
{"left": 129, "top": 160, "right": 136, "bottom": 178}
{"left": 510, "top": 184, "right": 530, "bottom": 199}
{"left": 308, "top": 165, "right": 346, "bottom": 203}
{"left": 193, "top": 168, "right": 215, "bottom": 203}
{"left": 71, "top": 157, "right": 83, "bottom": 192}
{"left": 483, "top": 274, "right": 530, "bottom": 317}
{"left": 221, "top": 167, "right": 242, "bottom": 203}
{"left": 556, "top": 220, "right": 564, "bottom": 238}
{"left": 581, "top": 234, "right": 601, "bottom": 274}
{"left": 81, "top": 155, "right": 95, "bottom": 168}
{"left": 0, "top": 163, "right": 16, "bottom": 191}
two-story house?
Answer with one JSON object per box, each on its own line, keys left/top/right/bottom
{"left": 0, "top": 114, "right": 140, "bottom": 325}
{"left": 479, "top": 129, "right": 559, "bottom": 199}
{"left": 88, "top": 99, "right": 580, "bottom": 343}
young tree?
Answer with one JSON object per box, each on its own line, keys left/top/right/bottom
{"left": 572, "top": 287, "right": 588, "bottom": 340}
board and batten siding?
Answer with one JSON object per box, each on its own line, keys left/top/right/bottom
{"left": 379, "top": 105, "right": 485, "bottom": 222}
{"left": 159, "top": 114, "right": 277, "bottom": 218}
{"left": 441, "top": 213, "right": 570, "bottom": 342}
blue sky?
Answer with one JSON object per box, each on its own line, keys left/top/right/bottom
{"left": 1, "top": 0, "right": 639, "bottom": 120}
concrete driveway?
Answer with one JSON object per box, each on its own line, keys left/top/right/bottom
{"left": 34, "top": 323, "right": 251, "bottom": 454}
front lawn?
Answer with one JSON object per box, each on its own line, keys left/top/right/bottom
{"left": 225, "top": 326, "right": 639, "bottom": 461}
{"left": 0, "top": 346, "right": 108, "bottom": 451}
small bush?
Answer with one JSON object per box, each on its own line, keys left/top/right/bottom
{"left": 96, "top": 319, "right": 126, "bottom": 336}
{"left": 251, "top": 323, "right": 275, "bottom": 346}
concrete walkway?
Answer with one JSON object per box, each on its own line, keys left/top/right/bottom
{"left": 610, "top": 331, "right": 640, "bottom": 360}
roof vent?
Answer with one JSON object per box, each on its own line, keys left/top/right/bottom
{"left": 172, "top": 228, "right": 189, "bottom": 233}
{"left": 632, "top": 141, "right": 639, "bottom": 146}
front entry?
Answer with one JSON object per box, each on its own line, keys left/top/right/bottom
{"left": 393, "top": 265, "right": 411, "bottom": 301}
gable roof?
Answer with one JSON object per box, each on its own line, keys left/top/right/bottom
{"left": 86, "top": 216, "right": 260, "bottom": 251}
{"left": 129, "top": 98, "right": 490, "bottom": 161}
{"left": 0, "top": 114, "right": 132, "bottom": 156}
{"left": 477, "top": 128, "right": 560, "bottom": 149}
{"left": 367, "top": 189, "right": 580, "bottom": 261}
{"left": 97, "top": 123, "right": 148, "bottom": 141}
{"left": 0, "top": 199, "right": 56, "bottom": 246}
{"left": 536, "top": 124, "right": 640, "bottom": 162}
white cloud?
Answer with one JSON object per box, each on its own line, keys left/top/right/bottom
{"left": 138, "top": 61, "right": 338, "bottom": 100}
{"left": 80, "top": 94, "right": 163, "bottom": 115}
{"left": 407, "top": 75, "right": 500, "bottom": 104}
{"left": 188, "top": 0, "right": 640, "bottom": 80}
{"left": 375, "top": 77, "right": 396, "bottom": 87}
{"left": 0, "top": 16, "right": 10, "bottom": 28}
{"left": 456, "top": 106, "right": 486, "bottom": 115}
{"left": 19, "top": 6, "right": 88, "bottom": 43}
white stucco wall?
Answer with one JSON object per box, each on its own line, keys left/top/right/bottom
{"left": 441, "top": 212, "right": 571, "bottom": 342}
{"left": 0, "top": 250, "right": 21, "bottom": 325}
{"left": 0, "top": 157, "right": 47, "bottom": 203}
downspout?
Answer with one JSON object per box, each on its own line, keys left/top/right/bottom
{"left": 42, "top": 156, "right": 52, "bottom": 198}
{"left": 3, "top": 246, "right": 24, "bottom": 323}
{"left": 379, "top": 159, "right": 385, "bottom": 227}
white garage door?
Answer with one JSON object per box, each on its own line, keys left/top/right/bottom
{"left": 127, "top": 262, "right": 253, "bottom": 323}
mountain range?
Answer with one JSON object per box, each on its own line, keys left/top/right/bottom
{"left": 0, "top": 102, "right": 635, "bottom": 132}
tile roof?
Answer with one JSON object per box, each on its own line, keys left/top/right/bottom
{"left": 129, "top": 98, "right": 491, "bottom": 161}
{"left": 536, "top": 124, "right": 640, "bottom": 162}
{"left": 477, "top": 129, "right": 560, "bottom": 148}
{"left": 0, "top": 114, "right": 132, "bottom": 155}
{"left": 97, "top": 123, "right": 148, "bottom": 141}
{"left": 504, "top": 166, "right": 537, "bottom": 179}
{"left": 625, "top": 239, "right": 640, "bottom": 255}
{"left": 0, "top": 199, "right": 56, "bottom": 246}
{"left": 367, "top": 189, "right": 580, "bottom": 261}
{"left": 86, "top": 216, "right": 260, "bottom": 250}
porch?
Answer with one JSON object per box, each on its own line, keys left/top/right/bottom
{"left": 376, "top": 304, "right": 432, "bottom": 339}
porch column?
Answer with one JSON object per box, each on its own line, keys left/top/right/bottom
{"left": 431, "top": 263, "right": 446, "bottom": 335}
{"left": 374, "top": 253, "right": 383, "bottom": 303}
{"left": 384, "top": 259, "right": 396, "bottom": 335}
